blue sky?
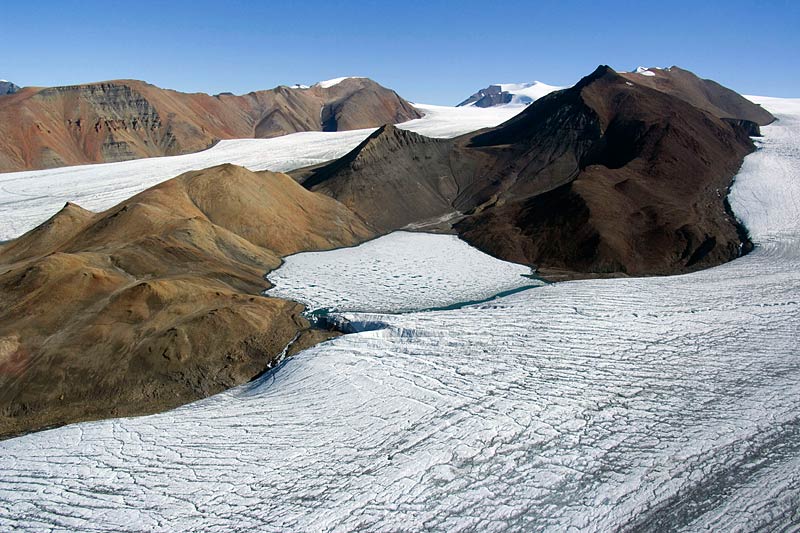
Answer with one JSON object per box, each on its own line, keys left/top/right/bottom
{"left": 2, "top": 0, "right": 797, "bottom": 104}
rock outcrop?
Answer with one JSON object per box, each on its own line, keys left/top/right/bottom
{"left": 0, "top": 78, "right": 421, "bottom": 172}
{"left": 0, "top": 164, "right": 374, "bottom": 438}
{"left": 457, "top": 81, "right": 562, "bottom": 107}
{"left": 295, "top": 125, "right": 458, "bottom": 231}
{"left": 0, "top": 80, "right": 19, "bottom": 95}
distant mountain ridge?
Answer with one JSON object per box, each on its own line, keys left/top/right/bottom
{"left": 0, "top": 80, "right": 19, "bottom": 95}
{"left": 0, "top": 77, "right": 421, "bottom": 172}
{"left": 458, "top": 81, "right": 563, "bottom": 107}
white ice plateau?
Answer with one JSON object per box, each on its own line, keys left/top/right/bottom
{"left": 461, "top": 81, "right": 563, "bottom": 107}
{"left": 0, "top": 97, "right": 799, "bottom": 531}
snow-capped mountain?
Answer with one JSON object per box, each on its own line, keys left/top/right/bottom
{"left": 314, "top": 76, "right": 366, "bottom": 88}
{"left": 457, "top": 81, "right": 563, "bottom": 107}
{"left": 0, "top": 80, "right": 19, "bottom": 95}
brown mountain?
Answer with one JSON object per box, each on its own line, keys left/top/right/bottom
{"left": 620, "top": 66, "right": 775, "bottom": 127}
{"left": 295, "top": 65, "right": 760, "bottom": 278}
{"left": 295, "top": 124, "right": 458, "bottom": 231}
{"left": 0, "top": 163, "right": 374, "bottom": 438}
{"left": 0, "top": 77, "right": 421, "bottom": 172}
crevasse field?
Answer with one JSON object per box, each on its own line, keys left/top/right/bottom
{"left": 1, "top": 98, "right": 799, "bottom": 531}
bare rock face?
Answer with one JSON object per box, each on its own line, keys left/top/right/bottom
{"left": 458, "top": 85, "right": 513, "bottom": 107}
{"left": 0, "top": 78, "right": 422, "bottom": 172}
{"left": 298, "top": 66, "right": 758, "bottom": 279}
{"left": 457, "top": 66, "right": 757, "bottom": 277}
{"left": 0, "top": 80, "right": 19, "bottom": 95}
{"left": 0, "top": 164, "right": 374, "bottom": 438}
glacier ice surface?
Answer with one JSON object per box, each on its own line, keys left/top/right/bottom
{"left": 0, "top": 97, "right": 799, "bottom": 531}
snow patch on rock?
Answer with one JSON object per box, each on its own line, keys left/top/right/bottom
{"left": 314, "top": 76, "right": 365, "bottom": 88}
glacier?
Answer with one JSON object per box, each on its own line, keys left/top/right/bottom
{"left": 0, "top": 103, "right": 521, "bottom": 242}
{"left": 0, "top": 97, "right": 799, "bottom": 531}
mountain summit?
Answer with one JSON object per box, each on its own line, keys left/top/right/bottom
{"left": 299, "top": 65, "right": 765, "bottom": 278}
{"left": 457, "top": 81, "right": 563, "bottom": 107}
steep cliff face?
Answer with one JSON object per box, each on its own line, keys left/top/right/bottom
{"left": 0, "top": 78, "right": 422, "bottom": 172}
{"left": 0, "top": 163, "right": 375, "bottom": 438}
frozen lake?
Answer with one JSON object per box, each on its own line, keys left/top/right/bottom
{"left": 267, "top": 231, "right": 541, "bottom": 314}
{"left": 1, "top": 97, "right": 799, "bottom": 531}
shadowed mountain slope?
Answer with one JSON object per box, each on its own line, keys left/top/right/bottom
{"left": 0, "top": 164, "right": 374, "bottom": 438}
{"left": 0, "top": 78, "right": 421, "bottom": 172}
{"left": 294, "top": 125, "right": 459, "bottom": 231}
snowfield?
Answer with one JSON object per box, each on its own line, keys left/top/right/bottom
{"left": 0, "top": 97, "right": 799, "bottom": 531}
{"left": 267, "top": 232, "right": 539, "bottom": 313}
{"left": 0, "top": 103, "right": 522, "bottom": 241}
{"left": 493, "top": 81, "right": 564, "bottom": 105}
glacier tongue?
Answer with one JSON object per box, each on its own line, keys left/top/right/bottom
{"left": 0, "top": 97, "right": 799, "bottom": 531}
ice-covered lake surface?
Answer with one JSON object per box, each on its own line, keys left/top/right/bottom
{"left": 267, "top": 232, "right": 540, "bottom": 313}
{"left": 2, "top": 97, "right": 800, "bottom": 531}
{"left": 0, "top": 103, "right": 521, "bottom": 241}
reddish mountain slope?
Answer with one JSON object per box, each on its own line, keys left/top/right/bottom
{"left": 0, "top": 78, "right": 421, "bottom": 172}
{"left": 0, "top": 164, "right": 374, "bottom": 438}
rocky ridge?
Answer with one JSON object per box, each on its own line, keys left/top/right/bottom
{"left": 0, "top": 77, "right": 421, "bottom": 172}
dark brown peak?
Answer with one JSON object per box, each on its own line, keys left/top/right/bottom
{"left": 298, "top": 124, "right": 444, "bottom": 192}
{"left": 574, "top": 65, "right": 619, "bottom": 90}
{"left": 621, "top": 65, "right": 776, "bottom": 125}
{"left": 363, "top": 123, "right": 437, "bottom": 146}
{"left": 468, "top": 65, "right": 625, "bottom": 148}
